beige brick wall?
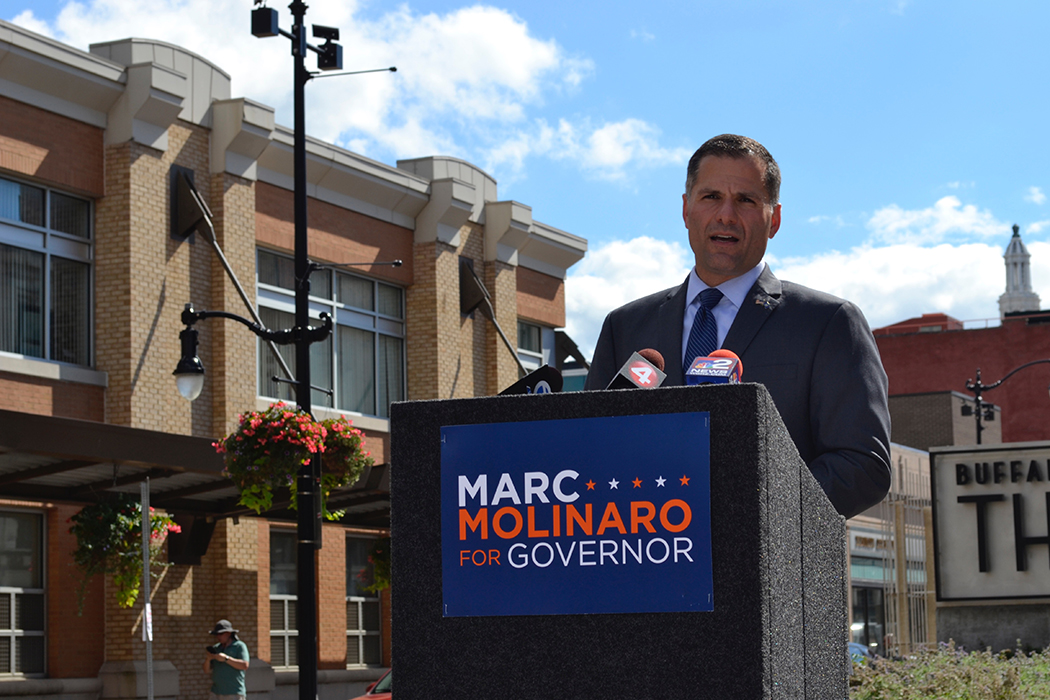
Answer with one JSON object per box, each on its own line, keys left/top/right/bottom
{"left": 406, "top": 222, "right": 523, "bottom": 400}
{"left": 0, "top": 372, "right": 104, "bottom": 420}
{"left": 208, "top": 172, "right": 258, "bottom": 435}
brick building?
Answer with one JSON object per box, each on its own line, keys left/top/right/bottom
{"left": 0, "top": 21, "right": 585, "bottom": 699}
{"left": 874, "top": 228, "right": 1050, "bottom": 446}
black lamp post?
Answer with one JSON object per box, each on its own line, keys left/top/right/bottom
{"left": 173, "top": 4, "right": 345, "bottom": 699}
{"left": 965, "top": 360, "right": 1050, "bottom": 444}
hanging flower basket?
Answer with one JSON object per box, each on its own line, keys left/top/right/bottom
{"left": 68, "top": 494, "right": 181, "bottom": 613}
{"left": 213, "top": 403, "right": 373, "bottom": 520}
{"left": 356, "top": 536, "right": 391, "bottom": 594}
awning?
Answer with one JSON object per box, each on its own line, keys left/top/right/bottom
{"left": 0, "top": 409, "right": 389, "bottom": 527}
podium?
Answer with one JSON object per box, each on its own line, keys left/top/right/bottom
{"left": 390, "top": 384, "right": 847, "bottom": 699}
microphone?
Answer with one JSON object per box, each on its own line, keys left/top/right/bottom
{"left": 499, "top": 364, "right": 563, "bottom": 395}
{"left": 605, "top": 349, "right": 667, "bottom": 390}
{"left": 685, "top": 349, "right": 743, "bottom": 385}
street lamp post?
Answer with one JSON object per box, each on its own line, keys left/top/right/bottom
{"left": 965, "top": 360, "right": 1050, "bottom": 444}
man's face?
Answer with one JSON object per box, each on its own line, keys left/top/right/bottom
{"left": 216, "top": 632, "right": 231, "bottom": 645}
{"left": 683, "top": 155, "right": 781, "bottom": 287}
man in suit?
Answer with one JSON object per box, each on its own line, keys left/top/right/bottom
{"left": 584, "top": 134, "right": 890, "bottom": 519}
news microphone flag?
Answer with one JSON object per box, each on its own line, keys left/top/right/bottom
{"left": 606, "top": 350, "right": 667, "bottom": 390}
{"left": 686, "top": 349, "right": 743, "bottom": 386}
{"left": 498, "top": 364, "right": 563, "bottom": 395}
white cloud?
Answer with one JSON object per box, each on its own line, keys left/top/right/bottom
{"left": 1028, "top": 220, "right": 1050, "bottom": 235}
{"left": 565, "top": 237, "right": 691, "bottom": 358}
{"left": 8, "top": 10, "right": 54, "bottom": 36}
{"left": 488, "top": 117, "right": 690, "bottom": 182}
{"left": 565, "top": 196, "right": 1038, "bottom": 361}
{"left": 18, "top": 0, "right": 604, "bottom": 168}
{"left": 867, "top": 196, "right": 1008, "bottom": 245}
{"left": 1026, "top": 186, "right": 1047, "bottom": 205}
{"left": 630, "top": 28, "right": 655, "bottom": 42}
{"left": 768, "top": 243, "right": 1007, "bottom": 329}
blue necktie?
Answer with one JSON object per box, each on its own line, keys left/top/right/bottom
{"left": 684, "top": 288, "right": 724, "bottom": 373}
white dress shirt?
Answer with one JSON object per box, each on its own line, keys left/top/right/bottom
{"left": 681, "top": 261, "right": 766, "bottom": 368}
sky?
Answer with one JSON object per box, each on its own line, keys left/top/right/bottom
{"left": 5, "top": 0, "right": 1050, "bottom": 358}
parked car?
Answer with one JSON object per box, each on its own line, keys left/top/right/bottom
{"left": 350, "top": 669, "right": 391, "bottom": 700}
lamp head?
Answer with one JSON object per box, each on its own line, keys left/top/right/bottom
{"left": 174, "top": 326, "right": 205, "bottom": 401}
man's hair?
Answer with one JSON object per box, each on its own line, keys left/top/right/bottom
{"left": 685, "top": 134, "right": 781, "bottom": 205}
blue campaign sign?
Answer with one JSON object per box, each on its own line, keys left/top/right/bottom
{"left": 440, "top": 412, "right": 713, "bottom": 617}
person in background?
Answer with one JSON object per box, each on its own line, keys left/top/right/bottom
{"left": 204, "top": 619, "right": 250, "bottom": 700}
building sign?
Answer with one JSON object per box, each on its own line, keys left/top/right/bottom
{"left": 440, "top": 413, "right": 714, "bottom": 617}
{"left": 932, "top": 442, "right": 1050, "bottom": 600}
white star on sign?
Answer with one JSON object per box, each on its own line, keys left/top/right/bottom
{"left": 609, "top": 478, "right": 619, "bottom": 489}
{"left": 656, "top": 476, "right": 666, "bottom": 487}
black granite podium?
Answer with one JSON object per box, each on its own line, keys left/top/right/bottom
{"left": 390, "top": 383, "right": 847, "bottom": 699}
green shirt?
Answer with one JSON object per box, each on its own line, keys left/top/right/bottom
{"left": 210, "top": 639, "right": 249, "bottom": 696}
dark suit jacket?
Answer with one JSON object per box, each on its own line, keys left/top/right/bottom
{"left": 583, "top": 265, "right": 891, "bottom": 518}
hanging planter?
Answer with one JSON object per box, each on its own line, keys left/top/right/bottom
{"left": 356, "top": 536, "right": 391, "bottom": 594}
{"left": 68, "top": 494, "right": 181, "bottom": 613}
{"left": 213, "top": 403, "right": 373, "bottom": 520}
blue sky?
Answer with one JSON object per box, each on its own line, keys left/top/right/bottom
{"left": 5, "top": 0, "right": 1050, "bottom": 356}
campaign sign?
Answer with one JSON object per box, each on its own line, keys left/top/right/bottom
{"left": 440, "top": 412, "right": 713, "bottom": 617}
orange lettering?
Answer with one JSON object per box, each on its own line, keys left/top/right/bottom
{"left": 528, "top": 506, "right": 549, "bottom": 538}
{"left": 459, "top": 508, "right": 488, "bottom": 540}
{"left": 660, "top": 499, "right": 692, "bottom": 533}
{"left": 567, "top": 503, "right": 592, "bottom": 536}
{"left": 631, "top": 501, "right": 657, "bottom": 533}
{"left": 597, "top": 502, "right": 627, "bottom": 535}
{"left": 493, "top": 506, "right": 523, "bottom": 539}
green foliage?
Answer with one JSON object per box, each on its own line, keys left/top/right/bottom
{"left": 68, "top": 494, "right": 180, "bottom": 613}
{"left": 357, "top": 536, "right": 391, "bottom": 594}
{"left": 214, "top": 403, "right": 373, "bottom": 520}
{"left": 851, "top": 641, "right": 1050, "bottom": 700}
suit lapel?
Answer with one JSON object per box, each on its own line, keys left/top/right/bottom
{"left": 658, "top": 279, "right": 690, "bottom": 385}
{"left": 723, "top": 265, "right": 782, "bottom": 357}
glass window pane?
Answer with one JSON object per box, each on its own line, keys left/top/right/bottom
{"left": 15, "top": 594, "right": 43, "bottom": 631}
{"left": 270, "top": 636, "right": 286, "bottom": 667}
{"left": 377, "top": 284, "right": 402, "bottom": 319}
{"left": 377, "top": 335, "right": 403, "bottom": 419}
{"left": 0, "top": 178, "right": 44, "bottom": 227}
{"left": 362, "top": 601, "right": 380, "bottom": 631}
{"left": 0, "top": 595, "right": 10, "bottom": 629}
{"left": 258, "top": 308, "right": 295, "bottom": 401}
{"left": 338, "top": 273, "right": 373, "bottom": 311}
{"left": 50, "top": 257, "right": 90, "bottom": 365}
{"left": 49, "top": 192, "right": 90, "bottom": 238}
{"left": 311, "top": 332, "right": 333, "bottom": 409}
{"left": 0, "top": 244, "right": 44, "bottom": 358}
{"left": 258, "top": 250, "right": 295, "bottom": 290}
{"left": 0, "top": 513, "right": 42, "bottom": 588}
{"left": 270, "top": 531, "right": 297, "bottom": 595}
{"left": 0, "top": 637, "right": 8, "bottom": 673}
{"left": 346, "top": 538, "right": 374, "bottom": 597}
{"left": 518, "top": 322, "right": 541, "bottom": 353}
{"left": 363, "top": 636, "right": 381, "bottom": 665}
{"left": 337, "top": 326, "right": 375, "bottom": 414}
{"left": 309, "top": 267, "right": 331, "bottom": 299}
{"left": 347, "top": 635, "right": 360, "bottom": 665}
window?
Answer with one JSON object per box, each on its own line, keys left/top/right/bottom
{"left": 0, "top": 176, "right": 91, "bottom": 366}
{"left": 269, "top": 529, "right": 297, "bottom": 669}
{"left": 257, "top": 249, "right": 405, "bottom": 418}
{"left": 346, "top": 537, "right": 381, "bottom": 667}
{"left": 517, "top": 321, "right": 552, "bottom": 373}
{"left": 0, "top": 511, "right": 44, "bottom": 676}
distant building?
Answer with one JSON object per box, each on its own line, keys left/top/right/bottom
{"left": 999, "top": 223, "right": 1041, "bottom": 316}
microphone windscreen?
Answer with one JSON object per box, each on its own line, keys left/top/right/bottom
{"left": 709, "top": 349, "right": 742, "bottom": 380}
{"left": 638, "top": 348, "right": 665, "bottom": 372}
